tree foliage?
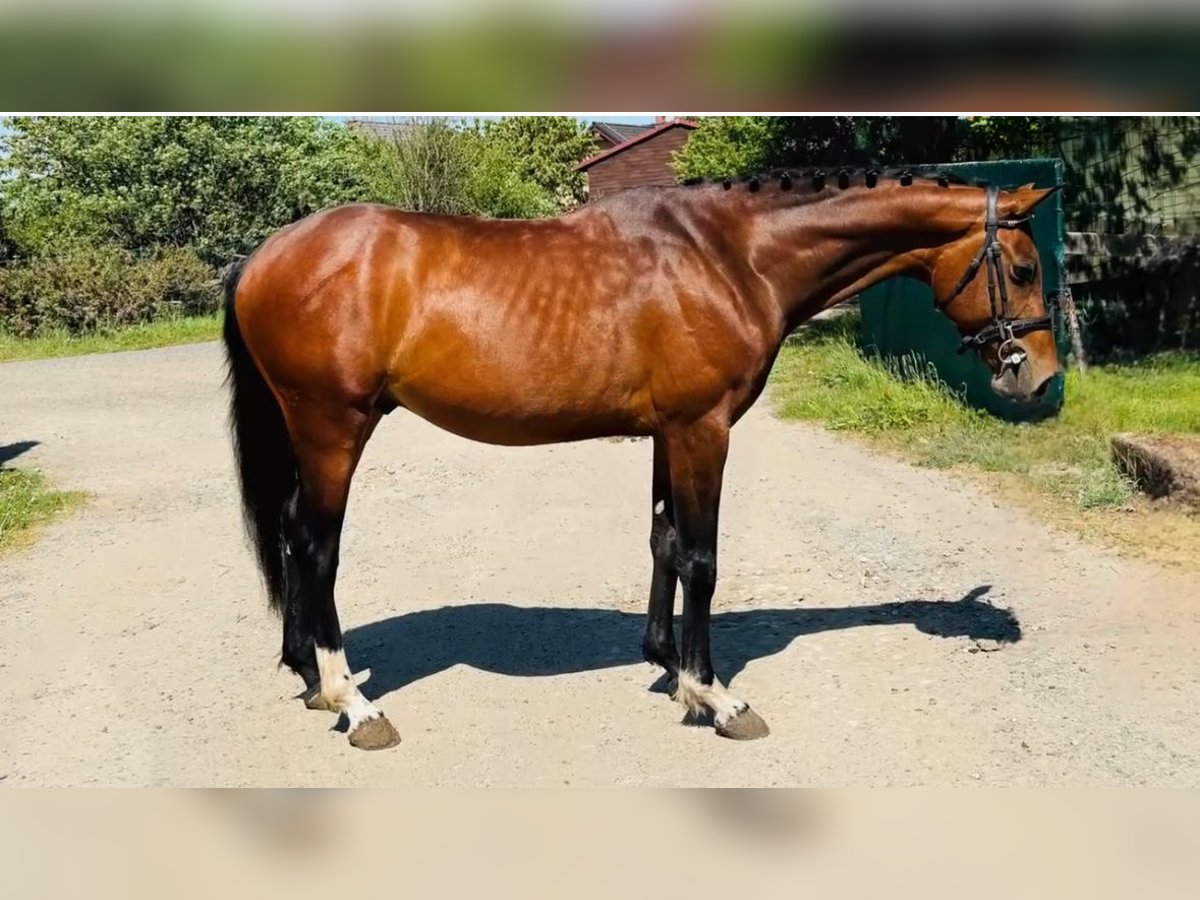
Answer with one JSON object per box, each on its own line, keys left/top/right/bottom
{"left": 480, "top": 116, "right": 597, "bottom": 208}
{"left": 958, "top": 116, "right": 1048, "bottom": 162}
{"left": 0, "top": 116, "right": 374, "bottom": 264}
{"left": 672, "top": 115, "right": 1049, "bottom": 180}
{"left": 0, "top": 115, "right": 600, "bottom": 335}
{"left": 356, "top": 118, "right": 480, "bottom": 216}
{"left": 358, "top": 118, "right": 564, "bottom": 219}
{"left": 0, "top": 114, "right": 598, "bottom": 272}
{"left": 670, "top": 116, "right": 777, "bottom": 181}
{"left": 466, "top": 131, "right": 561, "bottom": 219}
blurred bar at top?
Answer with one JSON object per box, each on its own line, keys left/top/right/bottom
{"left": 0, "top": 2, "right": 1196, "bottom": 110}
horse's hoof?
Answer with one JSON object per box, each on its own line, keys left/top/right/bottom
{"left": 302, "top": 686, "right": 336, "bottom": 712}
{"left": 348, "top": 715, "right": 401, "bottom": 751}
{"left": 716, "top": 706, "right": 770, "bottom": 741}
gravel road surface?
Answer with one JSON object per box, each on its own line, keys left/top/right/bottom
{"left": 2, "top": 341, "right": 1198, "bottom": 786}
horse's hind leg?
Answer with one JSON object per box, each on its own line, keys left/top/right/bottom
{"left": 643, "top": 435, "right": 680, "bottom": 677}
{"left": 281, "top": 403, "right": 400, "bottom": 751}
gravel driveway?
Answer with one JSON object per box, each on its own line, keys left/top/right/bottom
{"left": 2, "top": 341, "right": 1198, "bottom": 786}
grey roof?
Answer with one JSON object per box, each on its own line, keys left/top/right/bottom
{"left": 591, "top": 122, "right": 654, "bottom": 144}
{"left": 346, "top": 119, "right": 421, "bottom": 143}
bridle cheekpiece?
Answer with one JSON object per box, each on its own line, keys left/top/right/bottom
{"left": 940, "top": 185, "right": 1054, "bottom": 360}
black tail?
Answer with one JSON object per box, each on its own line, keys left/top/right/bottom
{"left": 222, "top": 257, "right": 295, "bottom": 615}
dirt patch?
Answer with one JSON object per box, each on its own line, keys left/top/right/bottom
{"left": 1112, "top": 434, "right": 1200, "bottom": 512}
{"left": 951, "top": 465, "right": 1200, "bottom": 576}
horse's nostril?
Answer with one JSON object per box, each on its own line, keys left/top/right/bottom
{"left": 1033, "top": 377, "right": 1051, "bottom": 399}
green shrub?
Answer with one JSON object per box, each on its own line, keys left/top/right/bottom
{"left": 1, "top": 116, "right": 375, "bottom": 264}
{"left": 0, "top": 245, "right": 216, "bottom": 337}
{"left": 359, "top": 117, "right": 559, "bottom": 219}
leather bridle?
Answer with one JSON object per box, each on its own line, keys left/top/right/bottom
{"left": 939, "top": 185, "right": 1054, "bottom": 359}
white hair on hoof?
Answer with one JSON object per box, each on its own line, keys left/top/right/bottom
{"left": 673, "top": 671, "right": 748, "bottom": 727}
{"left": 314, "top": 646, "right": 391, "bottom": 736}
{"left": 674, "top": 672, "right": 771, "bottom": 740}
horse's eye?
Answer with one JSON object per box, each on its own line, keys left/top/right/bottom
{"left": 1011, "top": 262, "right": 1036, "bottom": 285}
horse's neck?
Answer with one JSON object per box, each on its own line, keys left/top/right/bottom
{"left": 735, "top": 182, "right": 980, "bottom": 330}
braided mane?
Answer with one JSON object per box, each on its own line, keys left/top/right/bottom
{"left": 680, "top": 167, "right": 984, "bottom": 193}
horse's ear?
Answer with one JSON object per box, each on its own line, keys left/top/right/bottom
{"left": 1003, "top": 184, "right": 1061, "bottom": 218}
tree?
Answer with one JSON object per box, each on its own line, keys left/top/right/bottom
{"left": 357, "top": 118, "right": 480, "bottom": 216}
{"left": 957, "top": 117, "right": 1049, "bottom": 162}
{"left": 857, "top": 117, "right": 965, "bottom": 165}
{"left": 0, "top": 208, "right": 15, "bottom": 262}
{"left": 359, "top": 117, "right": 565, "bottom": 220}
{"left": 480, "top": 116, "right": 597, "bottom": 208}
{"left": 673, "top": 116, "right": 1059, "bottom": 182}
{"left": 673, "top": 116, "right": 882, "bottom": 180}
{"left": 0, "top": 116, "right": 375, "bottom": 264}
{"left": 466, "top": 133, "right": 560, "bottom": 219}
{"left": 670, "top": 116, "right": 778, "bottom": 181}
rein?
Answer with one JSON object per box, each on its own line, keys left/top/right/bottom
{"left": 940, "top": 186, "right": 1054, "bottom": 358}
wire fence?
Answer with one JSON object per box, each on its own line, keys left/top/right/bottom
{"left": 1051, "top": 117, "right": 1200, "bottom": 236}
{"left": 1052, "top": 118, "right": 1200, "bottom": 357}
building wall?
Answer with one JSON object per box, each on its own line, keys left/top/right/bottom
{"left": 584, "top": 126, "right": 692, "bottom": 200}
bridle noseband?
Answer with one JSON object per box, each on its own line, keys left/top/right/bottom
{"left": 939, "top": 185, "right": 1054, "bottom": 359}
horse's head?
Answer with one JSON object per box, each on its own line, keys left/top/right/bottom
{"left": 930, "top": 184, "right": 1062, "bottom": 404}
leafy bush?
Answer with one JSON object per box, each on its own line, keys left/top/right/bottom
{"left": 671, "top": 116, "right": 787, "bottom": 182}
{"left": 466, "top": 134, "right": 559, "bottom": 219}
{"left": 0, "top": 245, "right": 216, "bottom": 337}
{"left": 0, "top": 116, "right": 375, "bottom": 265}
{"left": 359, "top": 117, "right": 560, "bottom": 219}
{"left": 670, "top": 115, "right": 1042, "bottom": 182}
{"left": 356, "top": 118, "right": 479, "bottom": 216}
{"left": 479, "top": 116, "right": 596, "bottom": 209}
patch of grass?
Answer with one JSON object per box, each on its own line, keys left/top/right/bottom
{"left": 769, "top": 314, "right": 1200, "bottom": 564}
{"left": 773, "top": 318, "right": 991, "bottom": 436}
{"left": 0, "top": 314, "right": 221, "bottom": 362}
{"left": 0, "top": 468, "right": 86, "bottom": 551}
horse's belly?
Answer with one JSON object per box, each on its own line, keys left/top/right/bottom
{"left": 388, "top": 369, "right": 654, "bottom": 446}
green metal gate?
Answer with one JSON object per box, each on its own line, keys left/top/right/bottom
{"left": 859, "top": 158, "right": 1070, "bottom": 422}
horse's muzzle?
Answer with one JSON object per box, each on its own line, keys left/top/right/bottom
{"left": 990, "top": 348, "right": 1056, "bottom": 404}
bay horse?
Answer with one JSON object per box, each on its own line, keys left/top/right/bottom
{"left": 222, "top": 170, "right": 1061, "bottom": 750}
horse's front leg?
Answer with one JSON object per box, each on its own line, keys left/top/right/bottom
{"left": 663, "top": 415, "right": 769, "bottom": 740}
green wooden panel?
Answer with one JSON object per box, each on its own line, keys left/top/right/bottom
{"left": 859, "top": 159, "right": 1069, "bottom": 422}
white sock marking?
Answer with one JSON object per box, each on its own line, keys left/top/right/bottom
{"left": 315, "top": 646, "right": 383, "bottom": 732}
{"left": 673, "top": 671, "right": 749, "bottom": 726}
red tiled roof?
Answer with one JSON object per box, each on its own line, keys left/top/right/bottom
{"left": 576, "top": 119, "right": 699, "bottom": 171}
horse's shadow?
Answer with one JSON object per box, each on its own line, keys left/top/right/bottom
{"left": 346, "top": 585, "right": 1019, "bottom": 703}
{"left": 0, "top": 440, "right": 39, "bottom": 466}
